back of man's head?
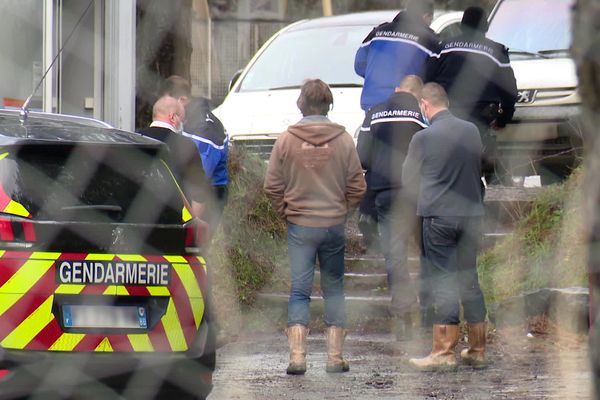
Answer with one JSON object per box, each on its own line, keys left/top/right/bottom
{"left": 160, "top": 75, "right": 192, "bottom": 99}
{"left": 153, "top": 95, "right": 181, "bottom": 121}
{"left": 461, "top": 6, "right": 489, "bottom": 33}
{"left": 405, "top": 0, "right": 434, "bottom": 19}
{"left": 396, "top": 75, "right": 424, "bottom": 99}
{"left": 421, "top": 83, "right": 449, "bottom": 109}
{"left": 297, "top": 79, "right": 334, "bottom": 117}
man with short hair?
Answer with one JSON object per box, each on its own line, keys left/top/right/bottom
{"left": 355, "top": 0, "right": 439, "bottom": 112}
{"left": 357, "top": 75, "right": 427, "bottom": 338}
{"left": 264, "top": 79, "right": 365, "bottom": 375}
{"left": 403, "top": 83, "right": 488, "bottom": 372}
{"left": 138, "top": 95, "right": 208, "bottom": 218}
{"left": 160, "top": 75, "right": 229, "bottom": 235}
{"left": 426, "top": 6, "right": 517, "bottom": 181}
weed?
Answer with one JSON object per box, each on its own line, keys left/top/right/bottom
{"left": 210, "top": 147, "right": 287, "bottom": 308}
{"left": 479, "top": 168, "right": 587, "bottom": 305}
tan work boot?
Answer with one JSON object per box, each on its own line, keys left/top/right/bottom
{"left": 461, "top": 322, "right": 487, "bottom": 369}
{"left": 409, "top": 324, "right": 459, "bottom": 372}
{"left": 325, "top": 326, "right": 350, "bottom": 373}
{"left": 285, "top": 324, "right": 308, "bottom": 375}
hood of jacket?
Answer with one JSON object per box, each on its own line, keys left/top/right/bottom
{"left": 287, "top": 122, "right": 347, "bottom": 147}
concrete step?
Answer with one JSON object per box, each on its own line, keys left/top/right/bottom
{"left": 313, "top": 271, "right": 419, "bottom": 296}
{"left": 255, "top": 292, "right": 394, "bottom": 330}
{"left": 344, "top": 256, "right": 418, "bottom": 273}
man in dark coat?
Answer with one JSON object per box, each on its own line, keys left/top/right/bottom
{"left": 426, "top": 6, "right": 518, "bottom": 181}
{"left": 403, "top": 83, "right": 488, "bottom": 372}
{"left": 138, "top": 95, "right": 209, "bottom": 218}
{"left": 357, "top": 75, "right": 427, "bottom": 338}
{"left": 160, "top": 76, "right": 229, "bottom": 236}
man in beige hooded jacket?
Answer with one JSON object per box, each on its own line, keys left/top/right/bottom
{"left": 264, "top": 79, "right": 365, "bottom": 375}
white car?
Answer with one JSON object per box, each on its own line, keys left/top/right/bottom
{"left": 486, "top": 0, "right": 580, "bottom": 182}
{"left": 216, "top": 2, "right": 581, "bottom": 182}
{"left": 214, "top": 10, "right": 457, "bottom": 157}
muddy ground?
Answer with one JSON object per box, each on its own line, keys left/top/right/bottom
{"left": 209, "top": 324, "right": 592, "bottom": 400}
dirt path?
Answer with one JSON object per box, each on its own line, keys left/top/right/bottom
{"left": 209, "top": 328, "right": 591, "bottom": 399}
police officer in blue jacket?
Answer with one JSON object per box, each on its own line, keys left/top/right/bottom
{"left": 355, "top": 0, "right": 439, "bottom": 112}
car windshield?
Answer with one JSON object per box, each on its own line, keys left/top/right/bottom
{"left": 487, "top": 0, "right": 572, "bottom": 57}
{"left": 238, "top": 25, "right": 369, "bottom": 92}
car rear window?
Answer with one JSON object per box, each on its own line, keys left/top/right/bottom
{"left": 0, "top": 145, "right": 184, "bottom": 224}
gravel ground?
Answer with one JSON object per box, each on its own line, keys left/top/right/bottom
{"left": 209, "top": 326, "right": 592, "bottom": 400}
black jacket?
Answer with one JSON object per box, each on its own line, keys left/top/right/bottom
{"left": 137, "top": 125, "right": 208, "bottom": 203}
{"left": 357, "top": 92, "right": 426, "bottom": 192}
{"left": 426, "top": 29, "right": 518, "bottom": 127}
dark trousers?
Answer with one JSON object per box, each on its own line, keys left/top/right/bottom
{"left": 422, "top": 216, "right": 487, "bottom": 325}
{"left": 375, "top": 189, "right": 417, "bottom": 314}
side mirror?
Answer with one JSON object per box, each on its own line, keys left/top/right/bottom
{"left": 229, "top": 69, "right": 244, "bottom": 92}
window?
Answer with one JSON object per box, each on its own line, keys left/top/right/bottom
{"left": 488, "top": 0, "right": 573, "bottom": 57}
{"left": 4, "top": 145, "right": 182, "bottom": 224}
{"left": 239, "top": 25, "right": 370, "bottom": 91}
{"left": 0, "top": 0, "right": 43, "bottom": 109}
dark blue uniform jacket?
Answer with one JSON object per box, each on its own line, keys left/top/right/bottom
{"left": 357, "top": 92, "right": 426, "bottom": 193}
{"left": 426, "top": 29, "right": 518, "bottom": 127}
{"left": 355, "top": 11, "right": 440, "bottom": 112}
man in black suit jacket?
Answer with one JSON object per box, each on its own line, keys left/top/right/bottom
{"left": 138, "top": 95, "right": 208, "bottom": 218}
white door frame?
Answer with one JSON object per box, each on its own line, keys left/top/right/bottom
{"left": 41, "top": 0, "right": 136, "bottom": 131}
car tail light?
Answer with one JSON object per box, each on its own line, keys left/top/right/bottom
{"left": 0, "top": 215, "right": 36, "bottom": 249}
{"left": 185, "top": 219, "right": 208, "bottom": 254}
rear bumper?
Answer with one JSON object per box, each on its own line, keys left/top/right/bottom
{"left": 0, "top": 317, "right": 215, "bottom": 398}
{"left": 0, "top": 350, "right": 213, "bottom": 399}
{"left": 0, "top": 314, "right": 216, "bottom": 368}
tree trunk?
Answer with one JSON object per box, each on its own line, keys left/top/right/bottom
{"left": 135, "top": 0, "right": 192, "bottom": 129}
{"left": 572, "top": 0, "right": 600, "bottom": 396}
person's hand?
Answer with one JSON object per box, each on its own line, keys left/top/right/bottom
{"left": 490, "top": 120, "right": 504, "bottom": 131}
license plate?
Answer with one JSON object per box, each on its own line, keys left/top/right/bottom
{"left": 62, "top": 304, "right": 148, "bottom": 329}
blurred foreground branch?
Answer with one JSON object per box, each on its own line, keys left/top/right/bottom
{"left": 572, "top": 0, "right": 600, "bottom": 396}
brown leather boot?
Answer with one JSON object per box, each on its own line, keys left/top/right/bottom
{"left": 286, "top": 324, "right": 308, "bottom": 375}
{"left": 409, "top": 324, "right": 459, "bottom": 372}
{"left": 325, "top": 326, "right": 350, "bottom": 373}
{"left": 461, "top": 322, "right": 487, "bottom": 369}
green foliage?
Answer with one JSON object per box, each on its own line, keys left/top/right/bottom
{"left": 479, "top": 170, "right": 587, "bottom": 305}
{"left": 210, "top": 146, "right": 287, "bottom": 305}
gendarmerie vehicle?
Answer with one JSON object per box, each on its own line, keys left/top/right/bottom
{"left": 0, "top": 109, "right": 215, "bottom": 399}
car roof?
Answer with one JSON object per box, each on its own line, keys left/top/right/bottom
{"left": 286, "top": 10, "right": 399, "bottom": 31}
{"left": 0, "top": 109, "right": 164, "bottom": 148}
{"left": 285, "top": 9, "right": 457, "bottom": 32}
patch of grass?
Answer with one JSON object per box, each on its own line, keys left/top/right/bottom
{"left": 210, "top": 147, "right": 287, "bottom": 307}
{"left": 479, "top": 169, "right": 587, "bottom": 305}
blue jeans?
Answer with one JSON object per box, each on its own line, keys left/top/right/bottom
{"left": 422, "top": 216, "right": 487, "bottom": 325}
{"left": 287, "top": 223, "right": 346, "bottom": 327}
{"left": 375, "top": 189, "right": 417, "bottom": 314}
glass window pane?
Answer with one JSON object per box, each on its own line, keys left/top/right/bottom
{"left": 0, "top": 0, "right": 43, "bottom": 109}
{"left": 488, "top": 0, "right": 573, "bottom": 55}
{"left": 239, "top": 26, "right": 370, "bottom": 92}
